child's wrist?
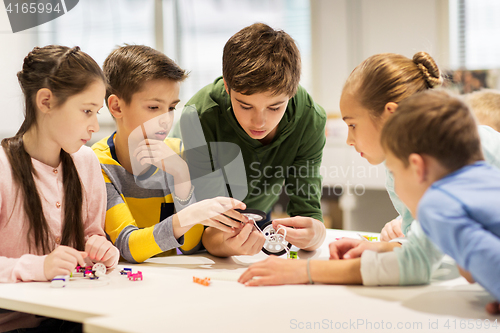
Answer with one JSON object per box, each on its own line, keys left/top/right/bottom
{"left": 387, "top": 242, "right": 402, "bottom": 250}
{"left": 169, "top": 159, "right": 189, "bottom": 178}
{"left": 306, "top": 258, "right": 314, "bottom": 284}
{"left": 174, "top": 185, "right": 194, "bottom": 204}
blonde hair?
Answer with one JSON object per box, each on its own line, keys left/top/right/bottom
{"left": 344, "top": 52, "right": 443, "bottom": 120}
{"left": 463, "top": 89, "right": 500, "bottom": 132}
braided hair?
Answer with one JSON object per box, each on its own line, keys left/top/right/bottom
{"left": 1, "top": 45, "right": 105, "bottom": 254}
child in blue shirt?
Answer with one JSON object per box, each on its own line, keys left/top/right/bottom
{"left": 239, "top": 89, "right": 500, "bottom": 315}
{"left": 381, "top": 89, "right": 500, "bottom": 315}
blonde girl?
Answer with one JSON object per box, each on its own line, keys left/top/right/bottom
{"left": 239, "top": 52, "right": 500, "bottom": 290}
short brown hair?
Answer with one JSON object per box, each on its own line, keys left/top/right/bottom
{"left": 222, "top": 23, "right": 301, "bottom": 97}
{"left": 344, "top": 52, "right": 443, "bottom": 120}
{"left": 381, "top": 90, "right": 483, "bottom": 172}
{"left": 464, "top": 89, "right": 500, "bottom": 132}
{"left": 103, "top": 45, "right": 187, "bottom": 106}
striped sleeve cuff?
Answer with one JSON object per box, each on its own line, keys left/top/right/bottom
{"left": 115, "top": 225, "right": 139, "bottom": 263}
{"left": 115, "top": 220, "right": 185, "bottom": 263}
{"left": 153, "top": 215, "right": 184, "bottom": 251}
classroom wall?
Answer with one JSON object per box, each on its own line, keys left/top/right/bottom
{"left": 0, "top": 9, "right": 37, "bottom": 139}
{"left": 310, "top": 0, "right": 450, "bottom": 114}
{"left": 0, "top": 1, "right": 449, "bottom": 232}
{"left": 0, "top": 0, "right": 450, "bottom": 136}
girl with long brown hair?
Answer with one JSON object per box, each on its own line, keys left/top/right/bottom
{"left": 0, "top": 45, "right": 119, "bottom": 332}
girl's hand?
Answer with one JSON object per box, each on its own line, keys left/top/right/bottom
{"left": 329, "top": 238, "right": 400, "bottom": 260}
{"left": 238, "top": 257, "right": 308, "bottom": 286}
{"left": 329, "top": 238, "right": 364, "bottom": 259}
{"left": 380, "top": 217, "right": 404, "bottom": 241}
{"left": 85, "top": 235, "right": 120, "bottom": 269}
{"left": 43, "top": 246, "right": 87, "bottom": 280}
{"left": 175, "top": 197, "right": 248, "bottom": 232}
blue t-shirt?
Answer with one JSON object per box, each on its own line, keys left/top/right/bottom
{"left": 384, "top": 125, "right": 500, "bottom": 285}
{"left": 418, "top": 161, "right": 500, "bottom": 301}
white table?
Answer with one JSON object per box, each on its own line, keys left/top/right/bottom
{"left": 0, "top": 230, "right": 498, "bottom": 333}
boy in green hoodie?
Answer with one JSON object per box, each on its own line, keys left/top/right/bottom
{"left": 171, "top": 23, "right": 327, "bottom": 257}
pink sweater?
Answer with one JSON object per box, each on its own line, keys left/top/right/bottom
{"left": 0, "top": 145, "right": 110, "bottom": 331}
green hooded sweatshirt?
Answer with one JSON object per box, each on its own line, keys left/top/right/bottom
{"left": 171, "top": 77, "right": 326, "bottom": 222}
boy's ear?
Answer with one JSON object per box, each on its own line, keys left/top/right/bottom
{"left": 107, "top": 94, "right": 123, "bottom": 119}
{"left": 408, "top": 153, "right": 426, "bottom": 183}
{"left": 36, "top": 88, "right": 54, "bottom": 114}
{"left": 222, "top": 78, "right": 230, "bottom": 95}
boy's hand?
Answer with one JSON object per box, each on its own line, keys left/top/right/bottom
{"left": 176, "top": 197, "right": 248, "bottom": 232}
{"left": 133, "top": 139, "right": 186, "bottom": 176}
{"left": 43, "top": 246, "right": 87, "bottom": 280}
{"left": 329, "top": 238, "right": 400, "bottom": 260}
{"left": 457, "top": 265, "right": 475, "bottom": 283}
{"left": 85, "top": 235, "right": 120, "bottom": 269}
{"left": 486, "top": 302, "right": 500, "bottom": 315}
{"left": 218, "top": 223, "right": 266, "bottom": 256}
{"left": 380, "top": 217, "right": 404, "bottom": 242}
{"left": 238, "top": 256, "right": 308, "bottom": 286}
{"left": 271, "top": 217, "right": 326, "bottom": 251}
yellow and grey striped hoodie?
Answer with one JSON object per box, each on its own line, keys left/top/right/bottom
{"left": 92, "top": 133, "right": 203, "bottom": 263}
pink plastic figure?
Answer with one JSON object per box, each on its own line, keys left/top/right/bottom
{"left": 127, "top": 271, "right": 143, "bottom": 281}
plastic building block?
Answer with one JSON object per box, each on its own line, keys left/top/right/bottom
{"left": 77, "top": 264, "right": 103, "bottom": 280}
{"left": 80, "top": 266, "right": 94, "bottom": 277}
{"left": 288, "top": 251, "right": 298, "bottom": 259}
{"left": 261, "top": 221, "right": 292, "bottom": 256}
{"left": 120, "top": 268, "right": 132, "bottom": 275}
{"left": 127, "top": 271, "right": 143, "bottom": 281}
{"left": 72, "top": 265, "right": 85, "bottom": 277}
{"left": 193, "top": 276, "right": 211, "bottom": 286}
{"left": 92, "top": 263, "right": 106, "bottom": 277}
{"left": 51, "top": 275, "right": 69, "bottom": 288}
